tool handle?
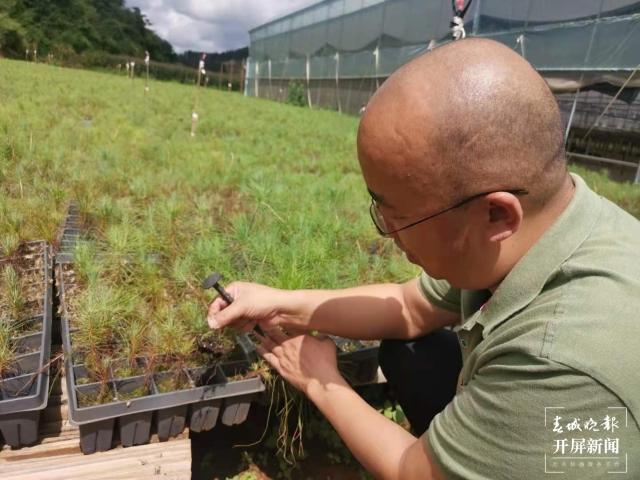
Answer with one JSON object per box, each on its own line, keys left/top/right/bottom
{"left": 215, "top": 285, "right": 234, "bottom": 305}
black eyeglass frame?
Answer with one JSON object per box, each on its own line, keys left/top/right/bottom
{"left": 369, "top": 188, "right": 529, "bottom": 237}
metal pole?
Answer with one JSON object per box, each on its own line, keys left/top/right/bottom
{"left": 255, "top": 62, "right": 260, "bottom": 98}
{"left": 567, "top": 152, "right": 638, "bottom": 169}
{"left": 268, "top": 59, "right": 272, "bottom": 99}
{"left": 306, "top": 54, "right": 312, "bottom": 108}
{"left": 564, "top": 88, "right": 581, "bottom": 145}
{"left": 373, "top": 47, "right": 380, "bottom": 90}
{"left": 242, "top": 59, "right": 248, "bottom": 96}
{"left": 335, "top": 52, "right": 342, "bottom": 114}
{"left": 472, "top": 0, "right": 482, "bottom": 35}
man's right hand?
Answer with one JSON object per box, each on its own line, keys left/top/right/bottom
{"left": 207, "top": 278, "right": 458, "bottom": 341}
{"left": 207, "top": 282, "right": 300, "bottom": 333}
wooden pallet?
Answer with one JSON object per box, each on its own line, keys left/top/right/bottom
{"left": 0, "top": 347, "right": 192, "bottom": 479}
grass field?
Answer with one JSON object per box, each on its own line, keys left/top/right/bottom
{"left": 0, "top": 59, "right": 417, "bottom": 290}
{"left": 2, "top": 59, "right": 639, "bottom": 288}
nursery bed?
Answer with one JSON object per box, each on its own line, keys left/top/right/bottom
{"left": 57, "top": 264, "right": 265, "bottom": 454}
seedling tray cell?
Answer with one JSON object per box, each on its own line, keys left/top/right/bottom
{"left": 55, "top": 204, "right": 84, "bottom": 264}
{"left": 0, "top": 242, "right": 53, "bottom": 448}
{"left": 188, "top": 399, "right": 222, "bottom": 433}
{"left": 333, "top": 337, "right": 380, "bottom": 385}
{"left": 156, "top": 404, "right": 188, "bottom": 440}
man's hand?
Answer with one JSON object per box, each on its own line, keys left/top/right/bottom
{"left": 207, "top": 278, "right": 457, "bottom": 342}
{"left": 207, "top": 282, "right": 298, "bottom": 333}
{"left": 255, "top": 329, "right": 344, "bottom": 393}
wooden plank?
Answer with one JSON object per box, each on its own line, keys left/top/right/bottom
{"left": 0, "top": 438, "right": 192, "bottom": 480}
{"left": 1, "top": 427, "right": 189, "bottom": 459}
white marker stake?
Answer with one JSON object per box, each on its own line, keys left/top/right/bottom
{"left": 191, "top": 111, "right": 199, "bottom": 137}
{"left": 144, "top": 51, "right": 150, "bottom": 93}
{"left": 191, "top": 53, "right": 207, "bottom": 137}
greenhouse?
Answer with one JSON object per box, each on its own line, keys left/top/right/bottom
{"left": 247, "top": 0, "right": 640, "bottom": 180}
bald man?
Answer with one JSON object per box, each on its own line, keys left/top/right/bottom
{"left": 208, "top": 39, "right": 640, "bottom": 479}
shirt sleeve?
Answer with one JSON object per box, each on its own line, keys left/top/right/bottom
{"left": 424, "top": 353, "right": 639, "bottom": 479}
{"left": 418, "top": 272, "right": 461, "bottom": 313}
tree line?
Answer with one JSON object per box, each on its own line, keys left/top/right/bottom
{"left": 0, "top": 0, "right": 175, "bottom": 62}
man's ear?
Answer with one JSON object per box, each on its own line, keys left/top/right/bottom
{"left": 484, "top": 192, "right": 523, "bottom": 243}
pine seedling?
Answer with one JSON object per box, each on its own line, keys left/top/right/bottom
{"left": 0, "top": 232, "right": 20, "bottom": 257}
{"left": 0, "top": 315, "right": 17, "bottom": 378}
{"left": 73, "top": 241, "right": 102, "bottom": 286}
{"left": 150, "top": 304, "right": 196, "bottom": 365}
{"left": 105, "top": 222, "right": 133, "bottom": 256}
{"left": 1, "top": 265, "right": 25, "bottom": 321}
{"left": 80, "top": 353, "right": 115, "bottom": 406}
{"left": 70, "top": 283, "right": 137, "bottom": 354}
{"left": 118, "top": 318, "right": 148, "bottom": 372}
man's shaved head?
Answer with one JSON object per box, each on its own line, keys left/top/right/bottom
{"left": 358, "top": 38, "right": 574, "bottom": 289}
{"left": 358, "top": 38, "right": 567, "bottom": 211}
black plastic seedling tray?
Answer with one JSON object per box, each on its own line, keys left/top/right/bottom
{"left": 334, "top": 337, "right": 380, "bottom": 385}
{"left": 57, "top": 266, "right": 265, "bottom": 454}
{"left": 0, "top": 241, "right": 53, "bottom": 448}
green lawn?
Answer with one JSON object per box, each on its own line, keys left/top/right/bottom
{"left": 0, "top": 58, "right": 416, "bottom": 290}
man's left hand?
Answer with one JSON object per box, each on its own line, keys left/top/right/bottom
{"left": 255, "top": 329, "right": 344, "bottom": 394}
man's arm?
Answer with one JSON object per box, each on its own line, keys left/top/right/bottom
{"left": 308, "top": 374, "right": 445, "bottom": 480}
{"left": 257, "top": 330, "right": 445, "bottom": 480}
{"left": 208, "top": 278, "right": 459, "bottom": 340}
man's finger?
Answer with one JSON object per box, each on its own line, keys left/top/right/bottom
{"left": 207, "top": 296, "right": 229, "bottom": 315}
{"left": 284, "top": 326, "right": 307, "bottom": 337}
{"left": 264, "top": 327, "right": 289, "bottom": 344}
{"left": 255, "top": 333, "right": 277, "bottom": 351}
{"left": 239, "top": 319, "right": 257, "bottom": 333}
{"left": 256, "top": 346, "right": 281, "bottom": 372}
{"left": 207, "top": 301, "right": 242, "bottom": 329}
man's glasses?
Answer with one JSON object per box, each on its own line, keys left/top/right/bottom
{"left": 369, "top": 189, "right": 529, "bottom": 237}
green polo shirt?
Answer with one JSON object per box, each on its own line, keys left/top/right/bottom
{"left": 419, "top": 174, "right": 640, "bottom": 479}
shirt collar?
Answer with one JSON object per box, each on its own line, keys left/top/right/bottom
{"left": 474, "top": 173, "right": 603, "bottom": 337}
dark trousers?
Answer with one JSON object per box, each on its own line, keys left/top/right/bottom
{"left": 378, "top": 329, "right": 462, "bottom": 436}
